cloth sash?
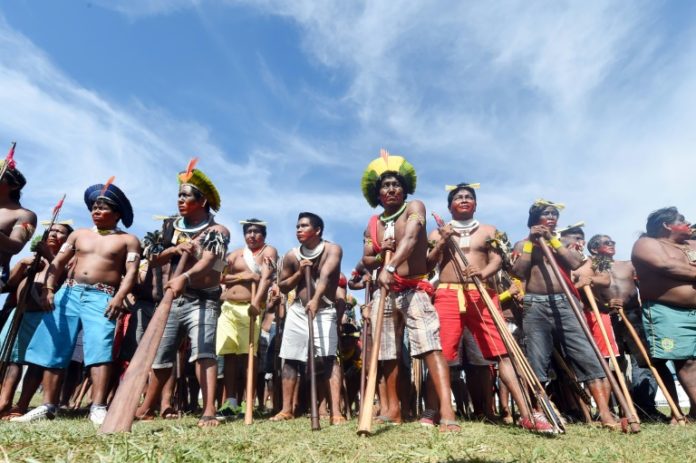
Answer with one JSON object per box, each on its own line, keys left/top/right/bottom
{"left": 242, "top": 246, "right": 262, "bottom": 275}
{"left": 391, "top": 273, "right": 435, "bottom": 297}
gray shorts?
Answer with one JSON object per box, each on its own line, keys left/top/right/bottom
{"left": 153, "top": 291, "right": 221, "bottom": 369}
{"left": 523, "top": 293, "right": 605, "bottom": 382}
{"left": 120, "top": 299, "right": 157, "bottom": 361}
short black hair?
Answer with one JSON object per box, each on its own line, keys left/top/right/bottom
{"left": 298, "top": 212, "right": 324, "bottom": 237}
{"left": 377, "top": 172, "right": 409, "bottom": 206}
{"left": 527, "top": 204, "right": 559, "bottom": 228}
{"left": 587, "top": 234, "right": 608, "bottom": 255}
{"left": 242, "top": 218, "right": 267, "bottom": 237}
{"left": 646, "top": 207, "right": 680, "bottom": 238}
{"left": 447, "top": 184, "right": 477, "bottom": 208}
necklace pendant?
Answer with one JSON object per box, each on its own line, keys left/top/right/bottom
{"left": 459, "top": 235, "right": 470, "bottom": 249}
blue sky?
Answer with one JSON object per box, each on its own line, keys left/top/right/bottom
{"left": 1, "top": 1, "right": 695, "bottom": 289}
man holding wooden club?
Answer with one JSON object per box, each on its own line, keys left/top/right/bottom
{"left": 427, "top": 183, "right": 552, "bottom": 432}
{"left": 512, "top": 200, "right": 619, "bottom": 428}
{"left": 215, "top": 218, "right": 276, "bottom": 421}
{"left": 135, "top": 163, "right": 230, "bottom": 428}
{"left": 632, "top": 207, "right": 696, "bottom": 420}
{"left": 588, "top": 233, "right": 680, "bottom": 423}
{"left": 359, "top": 151, "right": 457, "bottom": 431}
{"left": 272, "top": 212, "right": 342, "bottom": 424}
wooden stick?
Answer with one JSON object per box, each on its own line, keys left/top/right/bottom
{"left": 538, "top": 239, "right": 640, "bottom": 432}
{"left": 244, "top": 282, "right": 257, "bottom": 425}
{"left": 357, "top": 251, "right": 392, "bottom": 436}
{"left": 583, "top": 286, "right": 640, "bottom": 423}
{"left": 73, "top": 376, "right": 92, "bottom": 410}
{"left": 359, "top": 279, "right": 372, "bottom": 407}
{"left": 617, "top": 307, "right": 686, "bottom": 424}
{"left": 303, "top": 267, "right": 320, "bottom": 431}
{"left": 99, "top": 254, "right": 189, "bottom": 434}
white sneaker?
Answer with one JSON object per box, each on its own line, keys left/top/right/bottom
{"left": 89, "top": 405, "right": 107, "bottom": 426}
{"left": 10, "top": 404, "right": 57, "bottom": 422}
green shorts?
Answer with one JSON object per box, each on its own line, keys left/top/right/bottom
{"left": 643, "top": 300, "right": 696, "bottom": 360}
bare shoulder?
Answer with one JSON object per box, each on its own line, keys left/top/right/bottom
{"left": 631, "top": 236, "right": 657, "bottom": 256}
{"left": 407, "top": 199, "right": 426, "bottom": 214}
{"left": 478, "top": 223, "right": 497, "bottom": 237}
{"left": 16, "top": 207, "right": 37, "bottom": 225}
{"left": 326, "top": 241, "right": 342, "bottom": 255}
{"left": 122, "top": 233, "right": 141, "bottom": 247}
{"left": 262, "top": 245, "right": 279, "bottom": 259}
{"left": 227, "top": 247, "right": 243, "bottom": 260}
{"left": 512, "top": 239, "right": 526, "bottom": 252}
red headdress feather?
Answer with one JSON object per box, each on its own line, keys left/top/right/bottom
{"left": 179, "top": 157, "right": 199, "bottom": 183}
{"left": 100, "top": 176, "right": 115, "bottom": 196}
{"left": 380, "top": 148, "right": 389, "bottom": 164}
{"left": 52, "top": 194, "right": 66, "bottom": 218}
{"left": 5, "top": 142, "right": 16, "bottom": 169}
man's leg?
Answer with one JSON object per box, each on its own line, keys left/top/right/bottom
{"left": 0, "top": 364, "right": 23, "bottom": 415}
{"left": 497, "top": 357, "right": 531, "bottom": 420}
{"left": 89, "top": 363, "right": 112, "bottom": 406}
{"left": 422, "top": 351, "right": 457, "bottom": 426}
{"left": 271, "top": 360, "right": 299, "bottom": 419}
{"left": 326, "top": 358, "right": 344, "bottom": 423}
{"left": 136, "top": 368, "right": 172, "bottom": 418}
{"left": 379, "top": 359, "right": 401, "bottom": 423}
{"left": 195, "top": 358, "right": 219, "bottom": 427}
{"left": 160, "top": 367, "right": 176, "bottom": 416}
{"left": 674, "top": 359, "right": 696, "bottom": 418}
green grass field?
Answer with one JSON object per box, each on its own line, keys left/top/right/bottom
{"left": 0, "top": 413, "right": 693, "bottom": 462}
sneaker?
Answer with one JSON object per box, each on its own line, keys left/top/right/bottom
{"left": 10, "top": 404, "right": 57, "bottom": 422}
{"left": 215, "top": 404, "right": 243, "bottom": 422}
{"left": 89, "top": 405, "right": 107, "bottom": 426}
{"left": 419, "top": 409, "right": 439, "bottom": 427}
{"left": 519, "top": 412, "right": 555, "bottom": 433}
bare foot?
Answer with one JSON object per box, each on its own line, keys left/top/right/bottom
{"left": 135, "top": 407, "right": 156, "bottom": 421}
{"left": 197, "top": 415, "right": 220, "bottom": 427}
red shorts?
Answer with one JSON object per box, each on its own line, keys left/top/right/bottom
{"left": 584, "top": 309, "right": 618, "bottom": 358}
{"left": 433, "top": 286, "right": 508, "bottom": 362}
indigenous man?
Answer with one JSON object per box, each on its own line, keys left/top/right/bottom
{"left": 360, "top": 151, "right": 457, "bottom": 430}
{"left": 136, "top": 164, "right": 230, "bottom": 428}
{"left": 0, "top": 221, "right": 72, "bottom": 420}
{"left": 215, "top": 218, "right": 277, "bottom": 420}
{"left": 0, "top": 159, "right": 36, "bottom": 291}
{"left": 427, "top": 183, "right": 550, "bottom": 431}
{"left": 272, "top": 212, "right": 343, "bottom": 424}
{"left": 589, "top": 234, "right": 675, "bottom": 422}
{"left": 511, "top": 200, "right": 618, "bottom": 427}
{"left": 631, "top": 207, "right": 696, "bottom": 418}
{"left": 31, "top": 182, "right": 140, "bottom": 425}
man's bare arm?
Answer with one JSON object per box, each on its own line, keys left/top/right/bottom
{"left": 279, "top": 252, "right": 301, "bottom": 294}
{"left": 361, "top": 228, "right": 382, "bottom": 271}
{"left": 0, "top": 210, "right": 37, "bottom": 255}
{"left": 105, "top": 236, "right": 141, "bottom": 319}
{"left": 388, "top": 201, "right": 425, "bottom": 270}
{"left": 426, "top": 229, "right": 445, "bottom": 272}
{"left": 632, "top": 238, "right": 696, "bottom": 281}
{"left": 311, "top": 244, "right": 342, "bottom": 306}
{"left": 252, "top": 246, "right": 278, "bottom": 309}
{"left": 511, "top": 241, "right": 532, "bottom": 280}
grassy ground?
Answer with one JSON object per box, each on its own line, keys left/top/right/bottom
{"left": 0, "top": 412, "right": 693, "bottom": 463}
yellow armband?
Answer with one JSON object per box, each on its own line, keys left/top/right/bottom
{"left": 549, "top": 237, "right": 563, "bottom": 249}
{"left": 499, "top": 290, "right": 511, "bottom": 303}
{"left": 522, "top": 241, "right": 534, "bottom": 254}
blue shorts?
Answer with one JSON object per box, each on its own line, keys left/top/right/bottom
{"left": 23, "top": 284, "right": 115, "bottom": 368}
{"left": 0, "top": 309, "right": 44, "bottom": 364}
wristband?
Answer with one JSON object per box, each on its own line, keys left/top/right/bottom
{"left": 549, "top": 237, "right": 563, "bottom": 249}
{"left": 46, "top": 286, "right": 55, "bottom": 292}
{"left": 499, "top": 290, "right": 511, "bottom": 303}
{"left": 522, "top": 241, "right": 534, "bottom": 254}
{"left": 183, "top": 272, "right": 191, "bottom": 284}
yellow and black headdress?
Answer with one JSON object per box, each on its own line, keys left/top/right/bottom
{"left": 360, "top": 149, "right": 417, "bottom": 208}
{"left": 178, "top": 157, "right": 221, "bottom": 212}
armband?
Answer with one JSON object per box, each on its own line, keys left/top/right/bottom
{"left": 59, "top": 243, "right": 73, "bottom": 253}
{"left": 522, "top": 241, "right": 534, "bottom": 254}
{"left": 126, "top": 252, "right": 139, "bottom": 263}
{"left": 407, "top": 212, "right": 426, "bottom": 226}
{"left": 549, "top": 237, "right": 563, "bottom": 249}
{"left": 375, "top": 254, "right": 383, "bottom": 264}
{"left": 499, "top": 290, "right": 511, "bottom": 303}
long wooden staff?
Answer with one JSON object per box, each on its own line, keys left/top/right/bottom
{"left": 432, "top": 213, "right": 564, "bottom": 432}
{"left": 0, "top": 194, "right": 66, "bottom": 386}
{"left": 552, "top": 349, "right": 593, "bottom": 423}
{"left": 244, "top": 282, "right": 257, "bottom": 425}
{"left": 303, "top": 266, "right": 321, "bottom": 431}
{"left": 272, "top": 257, "right": 285, "bottom": 414}
{"left": 357, "top": 251, "right": 392, "bottom": 436}
{"left": 537, "top": 239, "right": 640, "bottom": 432}
{"left": 583, "top": 286, "right": 639, "bottom": 423}
{"left": 617, "top": 306, "right": 686, "bottom": 424}
{"left": 359, "top": 279, "right": 372, "bottom": 404}
{"left": 99, "top": 253, "right": 189, "bottom": 434}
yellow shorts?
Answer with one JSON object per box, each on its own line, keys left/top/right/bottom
{"left": 216, "top": 300, "right": 261, "bottom": 356}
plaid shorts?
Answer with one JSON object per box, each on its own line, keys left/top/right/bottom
{"left": 371, "top": 288, "right": 441, "bottom": 360}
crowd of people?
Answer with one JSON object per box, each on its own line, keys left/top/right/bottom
{"left": 0, "top": 149, "right": 694, "bottom": 435}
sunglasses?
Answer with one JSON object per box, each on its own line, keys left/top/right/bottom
{"left": 600, "top": 240, "right": 616, "bottom": 246}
